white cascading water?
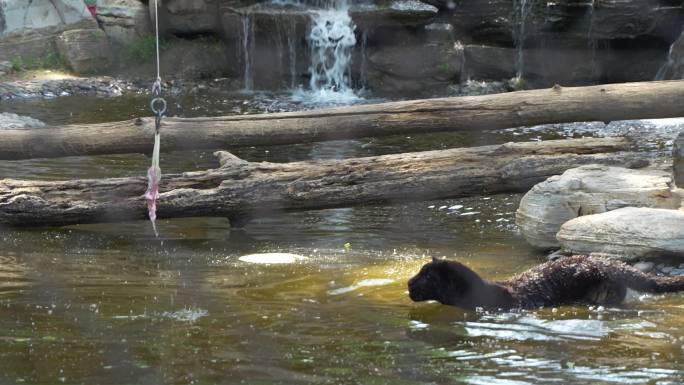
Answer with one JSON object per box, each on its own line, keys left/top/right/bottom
{"left": 294, "top": 0, "right": 360, "bottom": 103}
{"left": 240, "top": 14, "right": 255, "bottom": 91}
{"left": 655, "top": 43, "right": 676, "bottom": 81}
{"left": 588, "top": 0, "right": 598, "bottom": 80}
{"left": 515, "top": 0, "right": 534, "bottom": 80}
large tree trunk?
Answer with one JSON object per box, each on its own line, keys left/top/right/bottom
{"left": 0, "top": 137, "right": 645, "bottom": 227}
{"left": 2, "top": 80, "right": 684, "bottom": 160}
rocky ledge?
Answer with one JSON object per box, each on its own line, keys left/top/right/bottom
{"left": 0, "top": 76, "right": 126, "bottom": 100}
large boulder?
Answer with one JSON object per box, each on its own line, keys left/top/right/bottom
{"left": 557, "top": 207, "right": 684, "bottom": 260}
{"left": 97, "top": 0, "right": 151, "bottom": 45}
{"left": 0, "top": 0, "right": 95, "bottom": 37}
{"left": 366, "top": 40, "right": 463, "bottom": 96}
{"left": 0, "top": 0, "right": 96, "bottom": 62}
{"left": 516, "top": 165, "right": 680, "bottom": 250}
{"left": 56, "top": 29, "right": 113, "bottom": 74}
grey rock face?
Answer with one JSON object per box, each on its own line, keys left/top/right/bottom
{"left": 557, "top": 207, "right": 684, "bottom": 261}
{"left": 516, "top": 165, "right": 680, "bottom": 249}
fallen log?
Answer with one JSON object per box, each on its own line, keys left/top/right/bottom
{"left": 2, "top": 80, "right": 684, "bottom": 160}
{"left": 0, "top": 137, "right": 646, "bottom": 227}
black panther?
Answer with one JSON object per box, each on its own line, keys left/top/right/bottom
{"left": 408, "top": 256, "right": 684, "bottom": 310}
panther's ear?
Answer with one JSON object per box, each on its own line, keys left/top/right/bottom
{"left": 432, "top": 256, "right": 440, "bottom": 263}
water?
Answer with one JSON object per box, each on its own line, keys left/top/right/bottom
{"left": 1, "top": 93, "right": 684, "bottom": 384}
{"left": 587, "top": 0, "right": 599, "bottom": 81}
{"left": 240, "top": 14, "right": 255, "bottom": 91}
{"left": 655, "top": 42, "right": 676, "bottom": 81}
{"left": 301, "top": 0, "right": 360, "bottom": 103}
{"left": 514, "top": 0, "right": 535, "bottom": 80}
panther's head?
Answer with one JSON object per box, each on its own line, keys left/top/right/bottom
{"left": 408, "top": 257, "right": 489, "bottom": 308}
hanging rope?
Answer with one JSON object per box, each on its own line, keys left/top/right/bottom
{"left": 145, "top": 0, "right": 166, "bottom": 237}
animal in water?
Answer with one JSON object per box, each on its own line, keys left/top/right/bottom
{"left": 407, "top": 255, "right": 684, "bottom": 310}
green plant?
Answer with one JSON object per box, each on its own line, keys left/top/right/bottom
{"left": 10, "top": 56, "right": 23, "bottom": 72}
{"left": 9, "top": 52, "right": 65, "bottom": 72}
{"left": 125, "top": 34, "right": 167, "bottom": 64}
{"left": 439, "top": 63, "right": 451, "bottom": 73}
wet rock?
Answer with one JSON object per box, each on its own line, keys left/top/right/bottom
{"left": 670, "top": 268, "right": 684, "bottom": 276}
{"left": 516, "top": 165, "right": 680, "bottom": 249}
{"left": 463, "top": 45, "right": 663, "bottom": 85}
{"left": 557, "top": 207, "right": 684, "bottom": 261}
{"left": 449, "top": 79, "right": 511, "bottom": 96}
{"left": 97, "top": 0, "right": 151, "bottom": 44}
{"left": 433, "top": 0, "right": 681, "bottom": 47}
{"left": 366, "top": 42, "right": 463, "bottom": 96}
{"left": 463, "top": 45, "right": 517, "bottom": 80}
{"left": 56, "top": 29, "right": 113, "bottom": 75}
{"left": 0, "top": 77, "right": 124, "bottom": 100}
{"left": 0, "top": 113, "right": 45, "bottom": 129}
{"left": 632, "top": 261, "right": 655, "bottom": 273}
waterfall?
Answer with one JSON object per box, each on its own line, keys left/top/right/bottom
{"left": 240, "top": 14, "right": 255, "bottom": 91}
{"left": 588, "top": 0, "right": 598, "bottom": 80}
{"left": 359, "top": 31, "right": 368, "bottom": 90}
{"left": 655, "top": 43, "right": 675, "bottom": 81}
{"left": 287, "top": 22, "right": 298, "bottom": 88}
{"left": 301, "top": 0, "right": 360, "bottom": 102}
{"left": 514, "top": 0, "right": 534, "bottom": 80}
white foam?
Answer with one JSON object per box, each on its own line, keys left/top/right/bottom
{"left": 328, "top": 278, "right": 394, "bottom": 295}
{"left": 238, "top": 253, "right": 308, "bottom": 264}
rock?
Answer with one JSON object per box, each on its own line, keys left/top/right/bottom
{"left": 463, "top": 45, "right": 516, "bottom": 80}
{"left": 444, "top": 0, "right": 514, "bottom": 46}
{"left": 516, "top": 165, "right": 680, "bottom": 249}
{"left": 0, "top": 0, "right": 95, "bottom": 37}
{"left": 56, "top": 29, "right": 113, "bottom": 74}
{"left": 0, "top": 0, "right": 97, "bottom": 62}
{"left": 632, "top": 261, "right": 655, "bottom": 273}
{"left": 97, "top": 0, "right": 151, "bottom": 45}
{"left": 673, "top": 130, "right": 684, "bottom": 187}
{"left": 0, "top": 113, "right": 45, "bottom": 129}
{"left": 159, "top": 38, "right": 230, "bottom": 80}
{"left": 670, "top": 268, "right": 684, "bottom": 276}
{"left": 450, "top": 79, "right": 511, "bottom": 96}
{"left": 436, "top": 0, "right": 681, "bottom": 48}
{"left": 0, "top": 77, "right": 124, "bottom": 100}
{"left": 464, "top": 45, "right": 663, "bottom": 85}
{"left": 557, "top": 207, "right": 684, "bottom": 261}
{"left": 366, "top": 42, "right": 463, "bottom": 96}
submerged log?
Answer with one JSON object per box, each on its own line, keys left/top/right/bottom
{"left": 0, "top": 137, "right": 645, "bottom": 227}
{"left": 2, "top": 80, "right": 684, "bottom": 160}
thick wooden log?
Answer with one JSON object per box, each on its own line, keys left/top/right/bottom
{"left": 0, "top": 137, "right": 645, "bottom": 227}
{"left": 2, "top": 80, "right": 684, "bottom": 160}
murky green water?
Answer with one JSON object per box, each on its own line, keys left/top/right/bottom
{"left": 1, "top": 92, "right": 683, "bottom": 384}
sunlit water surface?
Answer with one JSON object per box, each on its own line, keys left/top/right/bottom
{"left": 1, "top": 91, "right": 683, "bottom": 385}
